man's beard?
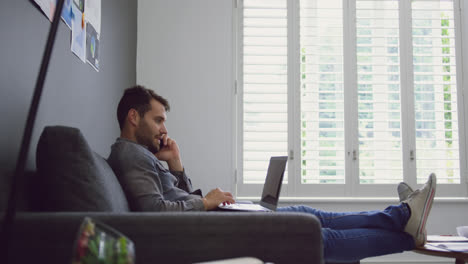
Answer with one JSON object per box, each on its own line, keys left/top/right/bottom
{"left": 135, "top": 123, "right": 160, "bottom": 154}
{"left": 145, "top": 141, "right": 159, "bottom": 154}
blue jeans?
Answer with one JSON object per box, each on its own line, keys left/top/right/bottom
{"left": 277, "top": 204, "right": 415, "bottom": 263}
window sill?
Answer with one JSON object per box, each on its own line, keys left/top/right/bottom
{"left": 237, "top": 197, "right": 468, "bottom": 203}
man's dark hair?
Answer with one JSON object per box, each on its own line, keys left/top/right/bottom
{"left": 117, "top": 85, "right": 170, "bottom": 130}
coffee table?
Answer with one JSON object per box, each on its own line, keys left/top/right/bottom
{"left": 415, "top": 244, "right": 468, "bottom": 264}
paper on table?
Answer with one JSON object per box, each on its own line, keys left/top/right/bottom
{"left": 428, "top": 242, "right": 468, "bottom": 253}
{"left": 428, "top": 235, "right": 468, "bottom": 242}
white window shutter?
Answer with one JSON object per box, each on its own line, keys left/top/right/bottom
{"left": 243, "top": 0, "right": 288, "bottom": 183}
{"left": 355, "top": 0, "right": 404, "bottom": 184}
{"left": 299, "top": 0, "right": 346, "bottom": 184}
{"left": 412, "top": 0, "right": 460, "bottom": 184}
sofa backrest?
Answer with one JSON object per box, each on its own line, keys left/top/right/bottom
{"left": 35, "top": 126, "right": 129, "bottom": 212}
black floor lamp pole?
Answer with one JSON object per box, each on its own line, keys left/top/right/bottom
{"left": 1, "top": 0, "right": 66, "bottom": 261}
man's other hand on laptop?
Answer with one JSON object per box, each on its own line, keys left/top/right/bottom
{"left": 202, "top": 188, "right": 235, "bottom": 210}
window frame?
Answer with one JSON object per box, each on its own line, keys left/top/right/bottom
{"left": 235, "top": 0, "right": 468, "bottom": 198}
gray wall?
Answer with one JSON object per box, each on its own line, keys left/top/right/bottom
{"left": 0, "top": 0, "right": 137, "bottom": 209}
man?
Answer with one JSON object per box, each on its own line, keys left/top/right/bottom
{"left": 107, "top": 86, "right": 235, "bottom": 211}
{"left": 108, "top": 85, "right": 436, "bottom": 263}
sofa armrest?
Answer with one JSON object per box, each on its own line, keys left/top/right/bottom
{"left": 6, "top": 212, "right": 323, "bottom": 264}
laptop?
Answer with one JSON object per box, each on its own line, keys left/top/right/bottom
{"left": 218, "top": 156, "right": 288, "bottom": 212}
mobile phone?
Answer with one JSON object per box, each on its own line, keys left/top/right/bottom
{"left": 159, "top": 139, "right": 165, "bottom": 149}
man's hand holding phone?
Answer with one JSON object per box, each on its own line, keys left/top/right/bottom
{"left": 154, "top": 134, "right": 183, "bottom": 172}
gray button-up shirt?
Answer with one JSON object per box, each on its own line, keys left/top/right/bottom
{"left": 107, "top": 138, "right": 205, "bottom": 211}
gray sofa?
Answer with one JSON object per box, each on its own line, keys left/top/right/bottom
{"left": 7, "top": 126, "right": 328, "bottom": 263}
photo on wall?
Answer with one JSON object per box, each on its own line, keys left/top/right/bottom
{"left": 61, "top": 0, "right": 73, "bottom": 28}
{"left": 71, "top": 3, "right": 86, "bottom": 62}
{"left": 73, "top": 0, "right": 84, "bottom": 12}
{"left": 86, "top": 22, "right": 100, "bottom": 72}
{"left": 32, "top": 0, "right": 101, "bottom": 71}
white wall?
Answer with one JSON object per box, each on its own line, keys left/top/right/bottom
{"left": 138, "top": 0, "right": 235, "bottom": 193}
{"left": 138, "top": 1, "right": 468, "bottom": 263}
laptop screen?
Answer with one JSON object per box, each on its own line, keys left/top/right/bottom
{"left": 259, "top": 156, "right": 288, "bottom": 210}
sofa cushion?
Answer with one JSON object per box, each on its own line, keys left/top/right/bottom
{"left": 36, "top": 126, "right": 129, "bottom": 212}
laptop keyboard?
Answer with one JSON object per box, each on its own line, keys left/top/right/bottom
{"left": 218, "top": 203, "right": 271, "bottom": 211}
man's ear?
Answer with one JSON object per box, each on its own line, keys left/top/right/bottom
{"left": 127, "top": 109, "right": 140, "bottom": 127}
